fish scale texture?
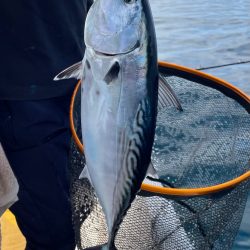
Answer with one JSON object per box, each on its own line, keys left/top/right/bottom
{"left": 70, "top": 71, "right": 250, "bottom": 250}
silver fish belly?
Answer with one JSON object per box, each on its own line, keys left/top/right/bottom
{"left": 82, "top": 36, "right": 157, "bottom": 250}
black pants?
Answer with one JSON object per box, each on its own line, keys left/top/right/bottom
{"left": 0, "top": 95, "right": 75, "bottom": 250}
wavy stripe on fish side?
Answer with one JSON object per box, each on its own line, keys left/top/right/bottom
{"left": 54, "top": 0, "right": 183, "bottom": 249}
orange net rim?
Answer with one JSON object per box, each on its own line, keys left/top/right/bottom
{"left": 70, "top": 61, "right": 250, "bottom": 197}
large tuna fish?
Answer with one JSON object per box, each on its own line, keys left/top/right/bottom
{"left": 55, "top": 0, "right": 182, "bottom": 249}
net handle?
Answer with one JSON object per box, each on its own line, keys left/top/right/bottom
{"left": 70, "top": 62, "right": 250, "bottom": 197}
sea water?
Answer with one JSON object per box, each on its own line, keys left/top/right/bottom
{"left": 151, "top": 0, "right": 250, "bottom": 94}
{"left": 150, "top": 1, "right": 250, "bottom": 249}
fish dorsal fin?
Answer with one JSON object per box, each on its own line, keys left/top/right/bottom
{"left": 158, "top": 74, "right": 183, "bottom": 111}
{"left": 79, "top": 165, "right": 93, "bottom": 186}
{"left": 54, "top": 61, "right": 83, "bottom": 81}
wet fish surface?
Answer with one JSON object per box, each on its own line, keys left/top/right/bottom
{"left": 55, "top": 0, "right": 182, "bottom": 249}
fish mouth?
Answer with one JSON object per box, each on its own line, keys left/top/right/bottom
{"left": 93, "top": 40, "right": 140, "bottom": 57}
{"left": 94, "top": 50, "right": 119, "bottom": 57}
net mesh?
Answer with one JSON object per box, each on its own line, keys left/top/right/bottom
{"left": 70, "top": 68, "right": 250, "bottom": 250}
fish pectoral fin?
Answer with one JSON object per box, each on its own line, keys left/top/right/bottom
{"left": 158, "top": 74, "right": 183, "bottom": 111}
{"left": 103, "top": 61, "right": 120, "bottom": 84}
{"left": 79, "top": 166, "right": 93, "bottom": 186}
{"left": 54, "top": 61, "right": 83, "bottom": 81}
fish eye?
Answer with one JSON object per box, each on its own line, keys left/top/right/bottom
{"left": 124, "top": 0, "right": 136, "bottom": 4}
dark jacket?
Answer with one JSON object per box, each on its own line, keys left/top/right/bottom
{"left": 0, "top": 0, "right": 92, "bottom": 100}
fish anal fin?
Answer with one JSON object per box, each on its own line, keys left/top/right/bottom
{"left": 158, "top": 74, "right": 183, "bottom": 111}
{"left": 54, "top": 61, "right": 83, "bottom": 81}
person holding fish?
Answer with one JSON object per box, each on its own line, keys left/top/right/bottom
{"left": 0, "top": 0, "right": 92, "bottom": 249}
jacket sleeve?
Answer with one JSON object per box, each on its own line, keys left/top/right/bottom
{"left": 87, "top": 0, "right": 94, "bottom": 11}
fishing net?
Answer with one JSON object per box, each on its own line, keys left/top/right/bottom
{"left": 69, "top": 62, "right": 250, "bottom": 250}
